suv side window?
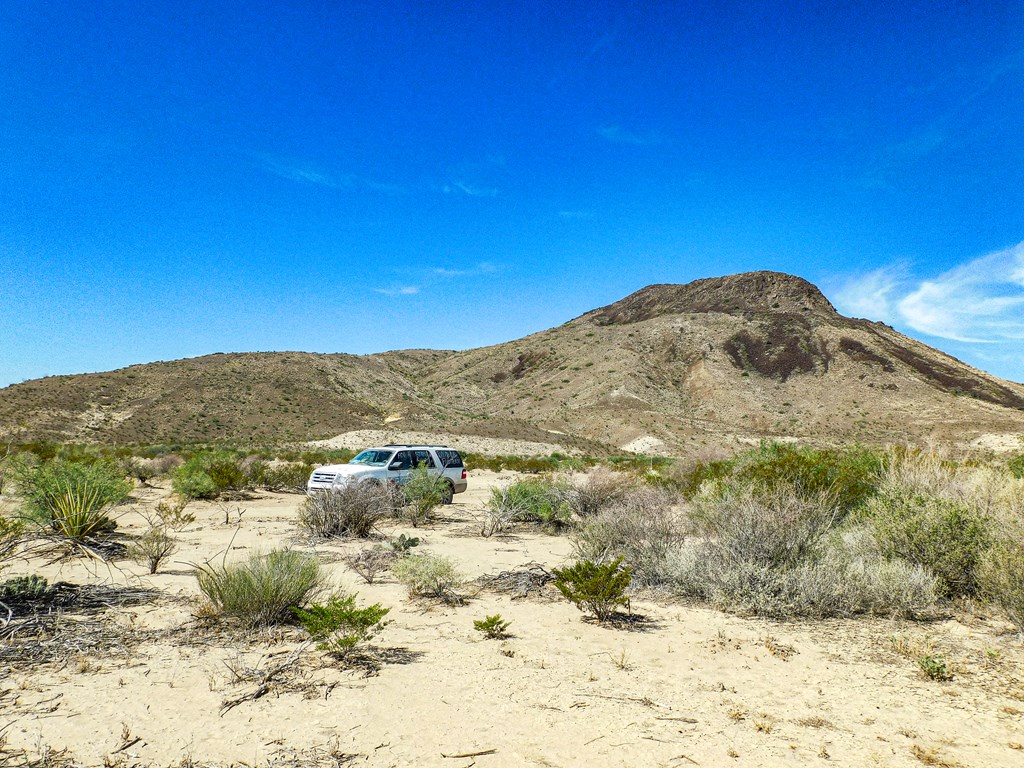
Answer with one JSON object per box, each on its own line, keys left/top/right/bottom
{"left": 436, "top": 450, "right": 463, "bottom": 468}
{"left": 390, "top": 451, "right": 414, "bottom": 470}
{"left": 413, "top": 449, "right": 435, "bottom": 468}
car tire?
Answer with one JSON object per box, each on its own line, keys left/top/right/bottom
{"left": 441, "top": 480, "right": 455, "bottom": 505}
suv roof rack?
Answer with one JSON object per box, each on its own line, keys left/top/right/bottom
{"left": 381, "top": 444, "right": 450, "bottom": 448}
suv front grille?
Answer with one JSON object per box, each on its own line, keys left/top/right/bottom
{"left": 311, "top": 472, "right": 337, "bottom": 484}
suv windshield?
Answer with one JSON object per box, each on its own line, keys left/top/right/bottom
{"left": 349, "top": 449, "right": 394, "bottom": 467}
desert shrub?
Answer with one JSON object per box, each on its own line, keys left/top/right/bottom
{"left": 122, "top": 456, "right": 157, "bottom": 486}
{"left": 474, "top": 614, "right": 511, "bottom": 639}
{"left": 1010, "top": 452, "right": 1024, "bottom": 479}
{"left": 344, "top": 546, "right": 397, "bottom": 584}
{"left": 17, "top": 458, "right": 131, "bottom": 525}
{"left": 261, "top": 462, "right": 314, "bottom": 492}
{"left": 918, "top": 655, "right": 952, "bottom": 681}
{"left": 572, "top": 486, "right": 685, "bottom": 587}
{"left": 553, "top": 556, "right": 632, "bottom": 622}
{"left": 389, "top": 533, "right": 420, "bottom": 553}
{"left": 401, "top": 464, "right": 449, "bottom": 526}
{"left": 172, "top": 451, "right": 246, "bottom": 500}
{"left": 0, "top": 574, "right": 49, "bottom": 601}
{"left": 863, "top": 486, "right": 989, "bottom": 599}
{"left": 670, "top": 443, "right": 885, "bottom": 514}
{"left": 491, "top": 477, "right": 573, "bottom": 532}
{"left": 978, "top": 521, "right": 1024, "bottom": 631}
{"left": 153, "top": 495, "right": 195, "bottom": 531}
{"left": 194, "top": 548, "right": 325, "bottom": 628}
{"left": 688, "top": 485, "right": 840, "bottom": 570}
{"left": 565, "top": 467, "right": 637, "bottom": 518}
{"left": 298, "top": 481, "right": 401, "bottom": 538}
{"left": 293, "top": 593, "right": 390, "bottom": 658}
{"left": 151, "top": 454, "right": 183, "bottom": 477}
{"left": 127, "top": 526, "right": 177, "bottom": 574}
{"left": 392, "top": 554, "right": 465, "bottom": 602}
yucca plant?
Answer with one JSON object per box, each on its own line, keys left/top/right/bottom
{"left": 49, "top": 483, "right": 116, "bottom": 541}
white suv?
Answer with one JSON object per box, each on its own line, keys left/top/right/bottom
{"left": 306, "top": 444, "right": 468, "bottom": 503}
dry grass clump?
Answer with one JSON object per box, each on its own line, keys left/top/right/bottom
{"left": 565, "top": 467, "right": 637, "bottom": 518}
{"left": 298, "top": 481, "right": 402, "bottom": 538}
{"left": 194, "top": 549, "right": 325, "bottom": 628}
{"left": 482, "top": 477, "right": 573, "bottom": 535}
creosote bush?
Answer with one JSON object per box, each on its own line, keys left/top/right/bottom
{"left": 553, "top": 556, "right": 632, "bottom": 622}
{"left": 863, "top": 486, "right": 988, "bottom": 599}
{"left": 154, "top": 495, "right": 194, "bottom": 531}
{"left": 298, "top": 481, "right": 401, "bottom": 538}
{"left": 392, "top": 554, "right": 465, "bottom": 602}
{"left": 978, "top": 520, "right": 1024, "bottom": 632}
{"left": 172, "top": 451, "right": 247, "bottom": 500}
{"left": 293, "top": 593, "right": 390, "bottom": 658}
{"left": 195, "top": 549, "right": 325, "bottom": 628}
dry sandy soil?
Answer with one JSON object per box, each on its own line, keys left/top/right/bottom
{"left": 2, "top": 472, "right": 1023, "bottom": 768}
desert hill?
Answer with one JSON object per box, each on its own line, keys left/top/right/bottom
{"left": 2, "top": 271, "right": 1023, "bottom": 452}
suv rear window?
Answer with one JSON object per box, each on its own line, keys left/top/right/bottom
{"left": 435, "top": 450, "right": 464, "bottom": 468}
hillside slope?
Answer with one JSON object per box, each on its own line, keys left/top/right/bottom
{"left": 3, "top": 271, "right": 1023, "bottom": 452}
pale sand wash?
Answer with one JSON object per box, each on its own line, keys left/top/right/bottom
{"left": 2, "top": 472, "right": 1023, "bottom": 768}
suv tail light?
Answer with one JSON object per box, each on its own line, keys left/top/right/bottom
{"left": 461, "top": 468, "right": 467, "bottom": 480}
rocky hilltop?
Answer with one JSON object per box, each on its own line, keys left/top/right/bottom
{"left": 3, "top": 271, "right": 1023, "bottom": 453}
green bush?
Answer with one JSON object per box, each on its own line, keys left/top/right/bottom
{"left": 918, "top": 655, "right": 952, "bottom": 681}
{"left": 172, "top": 451, "right": 247, "bottom": 500}
{"left": 392, "top": 554, "right": 465, "bottom": 602}
{"left": 494, "top": 477, "right": 573, "bottom": 532}
{"left": 0, "top": 574, "right": 49, "bottom": 601}
{"left": 671, "top": 443, "right": 885, "bottom": 514}
{"left": 17, "top": 458, "right": 131, "bottom": 526}
{"left": 401, "top": 464, "right": 449, "bottom": 526}
{"left": 863, "top": 486, "right": 989, "bottom": 598}
{"left": 293, "top": 593, "right": 390, "bottom": 658}
{"left": 978, "top": 533, "right": 1024, "bottom": 632}
{"left": 553, "top": 556, "right": 632, "bottom": 622}
{"left": 1009, "top": 453, "right": 1024, "bottom": 479}
{"left": 261, "top": 462, "right": 315, "bottom": 492}
{"left": 194, "top": 549, "right": 325, "bottom": 628}
{"left": 473, "top": 614, "right": 511, "bottom": 639}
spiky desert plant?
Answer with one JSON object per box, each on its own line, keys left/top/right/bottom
{"left": 195, "top": 549, "right": 325, "bottom": 628}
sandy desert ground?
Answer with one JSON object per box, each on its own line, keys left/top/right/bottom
{"left": 2, "top": 471, "right": 1023, "bottom": 768}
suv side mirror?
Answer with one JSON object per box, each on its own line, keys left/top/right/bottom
{"left": 389, "top": 461, "right": 403, "bottom": 470}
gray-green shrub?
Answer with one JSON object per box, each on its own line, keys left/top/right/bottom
{"left": 401, "top": 464, "right": 449, "bottom": 526}
{"left": 572, "top": 486, "right": 684, "bottom": 587}
{"left": 489, "top": 477, "right": 573, "bottom": 533}
{"left": 173, "top": 451, "right": 247, "bottom": 500}
{"left": 863, "top": 486, "right": 988, "bottom": 599}
{"left": 392, "top": 553, "right": 465, "bottom": 602}
{"left": 194, "top": 549, "right": 325, "bottom": 627}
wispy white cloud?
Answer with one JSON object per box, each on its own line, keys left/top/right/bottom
{"left": 374, "top": 286, "right": 419, "bottom": 297}
{"left": 433, "top": 262, "right": 497, "bottom": 277}
{"left": 257, "top": 155, "right": 403, "bottom": 194}
{"left": 597, "top": 124, "right": 662, "bottom": 146}
{"left": 835, "top": 242, "right": 1024, "bottom": 343}
{"left": 444, "top": 180, "right": 499, "bottom": 197}
{"left": 558, "top": 210, "right": 592, "bottom": 220}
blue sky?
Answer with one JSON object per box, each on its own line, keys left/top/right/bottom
{"left": 2, "top": 1, "right": 1023, "bottom": 388}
